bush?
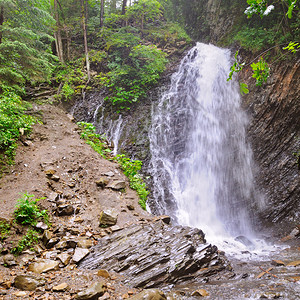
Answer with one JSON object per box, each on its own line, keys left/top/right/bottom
{"left": 14, "top": 193, "right": 48, "bottom": 226}
{"left": 0, "top": 92, "right": 36, "bottom": 162}
{"left": 11, "top": 229, "right": 40, "bottom": 255}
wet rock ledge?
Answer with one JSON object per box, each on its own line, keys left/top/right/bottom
{"left": 79, "top": 219, "right": 230, "bottom": 288}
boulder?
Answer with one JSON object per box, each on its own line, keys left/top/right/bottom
{"left": 75, "top": 282, "right": 106, "bottom": 300}
{"left": 14, "top": 275, "right": 45, "bottom": 291}
{"left": 79, "top": 222, "right": 229, "bottom": 288}
{"left": 107, "top": 180, "right": 126, "bottom": 190}
{"left": 57, "top": 204, "right": 79, "bottom": 216}
{"left": 99, "top": 209, "right": 118, "bottom": 227}
{"left": 28, "top": 259, "right": 59, "bottom": 273}
{"left": 57, "top": 253, "right": 71, "bottom": 266}
{"left": 128, "top": 289, "right": 166, "bottom": 300}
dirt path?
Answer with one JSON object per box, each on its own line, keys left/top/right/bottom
{"left": 0, "top": 104, "right": 152, "bottom": 299}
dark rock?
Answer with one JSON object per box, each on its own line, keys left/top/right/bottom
{"left": 79, "top": 222, "right": 229, "bottom": 288}
{"left": 42, "top": 230, "right": 52, "bottom": 246}
{"left": 57, "top": 204, "right": 79, "bottom": 216}
{"left": 95, "top": 177, "right": 109, "bottom": 188}
{"left": 234, "top": 236, "right": 254, "bottom": 249}
{"left": 99, "top": 209, "right": 118, "bottom": 227}
{"left": 75, "top": 282, "right": 106, "bottom": 300}
{"left": 129, "top": 289, "right": 166, "bottom": 300}
{"left": 14, "top": 275, "right": 45, "bottom": 291}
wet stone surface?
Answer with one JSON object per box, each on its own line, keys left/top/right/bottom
{"left": 79, "top": 220, "right": 231, "bottom": 288}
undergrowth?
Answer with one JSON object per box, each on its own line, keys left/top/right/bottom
{"left": 77, "top": 122, "right": 148, "bottom": 210}
{"left": 11, "top": 228, "right": 40, "bottom": 255}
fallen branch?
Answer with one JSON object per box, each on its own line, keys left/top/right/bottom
{"left": 257, "top": 267, "right": 278, "bottom": 279}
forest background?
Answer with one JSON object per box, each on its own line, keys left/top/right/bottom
{"left": 0, "top": 0, "right": 299, "bottom": 171}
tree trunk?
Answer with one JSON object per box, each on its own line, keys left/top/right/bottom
{"left": 122, "top": 0, "right": 127, "bottom": 15}
{"left": 0, "top": 6, "right": 4, "bottom": 44}
{"left": 100, "top": 0, "right": 105, "bottom": 27}
{"left": 81, "top": 0, "right": 90, "bottom": 82}
{"left": 54, "top": 0, "right": 64, "bottom": 63}
{"left": 110, "top": 0, "right": 117, "bottom": 13}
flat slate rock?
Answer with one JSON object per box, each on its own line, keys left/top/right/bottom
{"left": 79, "top": 221, "right": 229, "bottom": 288}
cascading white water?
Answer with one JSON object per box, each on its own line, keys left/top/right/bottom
{"left": 149, "top": 43, "right": 265, "bottom": 246}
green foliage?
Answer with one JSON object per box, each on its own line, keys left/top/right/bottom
{"left": 0, "top": 92, "right": 36, "bottom": 161}
{"left": 227, "top": 51, "right": 245, "bottom": 81}
{"left": 77, "top": 122, "right": 112, "bottom": 158}
{"left": 283, "top": 41, "right": 300, "bottom": 53}
{"left": 77, "top": 122, "right": 148, "bottom": 210}
{"left": 127, "top": 0, "right": 162, "bottom": 29}
{"left": 11, "top": 228, "right": 40, "bottom": 255}
{"left": 14, "top": 192, "right": 48, "bottom": 226}
{"left": 0, "top": 0, "right": 56, "bottom": 91}
{"left": 240, "top": 82, "right": 250, "bottom": 95}
{"left": 114, "top": 154, "right": 149, "bottom": 210}
{"left": 105, "top": 44, "right": 167, "bottom": 107}
{"left": 251, "top": 57, "right": 270, "bottom": 86}
{"left": 0, "top": 221, "right": 10, "bottom": 241}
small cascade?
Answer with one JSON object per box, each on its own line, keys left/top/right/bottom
{"left": 149, "top": 43, "right": 265, "bottom": 246}
{"left": 71, "top": 93, "right": 124, "bottom": 156}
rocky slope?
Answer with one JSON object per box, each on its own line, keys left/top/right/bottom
{"left": 241, "top": 59, "right": 300, "bottom": 233}
{"left": 0, "top": 104, "right": 231, "bottom": 299}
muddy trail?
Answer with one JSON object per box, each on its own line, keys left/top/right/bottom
{"left": 0, "top": 103, "right": 299, "bottom": 300}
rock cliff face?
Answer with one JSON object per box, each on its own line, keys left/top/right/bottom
{"left": 241, "top": 60, "right": 300, "bottom": 232}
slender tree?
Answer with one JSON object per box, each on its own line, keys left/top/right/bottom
{"left": 81, "top": 0, "right": 90, "bottom": 82}
{"left": 122, "top": 0, "right": 127, "bottom": 15}
{"left": 100, "top": 0, "right": 105, "bottom": 27}
{"left": 0, "top": 5, "right": 4, "bottom": 44}
{"left": 53, "top": 0, "right": 64, "bottom": 63}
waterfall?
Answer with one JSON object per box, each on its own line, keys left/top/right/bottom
{"left": 149, "top": 43, "right": 264, "bottom": 243}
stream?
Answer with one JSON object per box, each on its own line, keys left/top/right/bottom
{"left": 72, "top": 43, "right": 300, "bottom": 299}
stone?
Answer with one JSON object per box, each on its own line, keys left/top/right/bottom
{"left": 104, "top": 171, "right": 114, "bottom": 177}
{"left": 234, "top": 236, "right": 254, "bottom": 249}
{"left": 191, "top": 289, "right": 209, "bottom": 297}
{"left": 35, "top": 222, "right": 48, "bottom": 231}
{"left": 107, "top": 180, "right": 126, "bottom": 190}
{"left": 3, "top": 254, "right": 17, "bottom": 266}
{"left": 77, "top": 238, "right": 93, "bottom": 249}
{"left": 46, "top": 238, "right": 59, "bottom": 249}
{"left": 13, "top": 291, "right": 28, "bottom": 297}
{"left": 286, "top": 260, "right": 300, "bottom": 267}
{"left": 42, "top": 230, "right": 52, "bottom": 246}
{"left": 45, "top": 169, "right": 56, "bottom": 177}
{"left": 53, "top": 282, "right": 69, "bottom": 292}
{"left": 14, "top": 275, "right": 44, "bottom": 291}
{"left": 57, "top": 253, "right": 71, "bottom": 266}
{"left": 28, "top": 259, "right": 59, "bottom": 273}
{"left": 74, "top": 216, "right": 84, "bottom": 223}
{"left": 99, "top": 292, "right": 110, "bottom": 300}
{"left": 75, "top": 282, "right": 106, "bottom": 300}
{"left": 72, "top": 248, "right": 90, "bottom": 263}
{"left": 95, "top": 177, "right": 109, "bottom": 188}
{"left": 271, "top": 260, "right": 285, "bottom": 266}
{"left": 57, "top": 204, "right": 78, "bottom": 216}
{"left": 51, "top": 175, "right": 60, "bottom": 182}
{"left": 97, "top": 269, "right": 110, "bottom": 279}
{"left": 128, "top": 289, "right": 166, "bottom": 300}
{"left": 127, "top": 204, "right": 135, "bottom": 211}
{"left": 79, "top": 222, "right": 228, "bottom": 288}
{"left": 99, "top": 209, "right": 118, "bottom": 227}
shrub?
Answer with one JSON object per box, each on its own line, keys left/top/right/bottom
{"left": 11, "top": 229, "right": 40, "bottom": 255}
{"left": 14, "top": 192, "right": 48, "bottom": 226}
